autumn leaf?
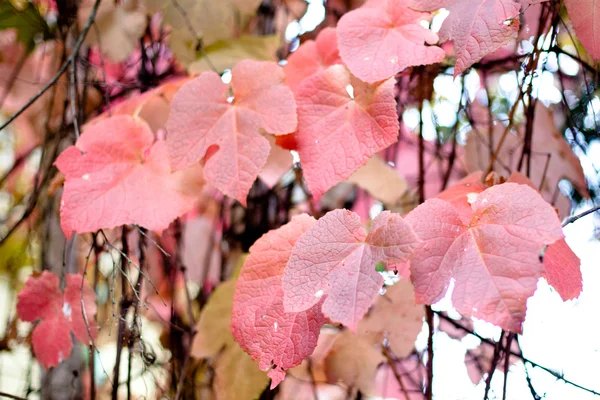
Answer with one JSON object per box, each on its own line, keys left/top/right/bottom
{"left": 324, "top": 330, "right": 385, "bottom": 394}
{"left": 564, "top": 0, "right": 600, "bottom": 61}
{"left": 282, "top": 209, "right": 421, "bottom": 330}
{"left": 410, "top": 0, "right": 521, "bottom": 76}
{"left": 55, "top": 115, "right": 200, "bottom": 238}
{"left": 166, "top": 60, "right": 297, "bottom": 205}
{"left": 149, "top": 0, "right": 262, "bottom": 65}
{"left": 191, "top": 276, "right": 270, "bottom": 397}
{"left": 231, "top": 215, "right": 326, "bottom": 388}
{"left": 406, "top": 183, "right": 564, "bottom": 332}
{"left": 214, "top": 343, "right": 270, "bottom": 400}
{"left": 284, "top": 27, "right": 342, "bottom": 92}
{"left": 357, "top": 279, "right": 424, "bottom": 358}
{"left": 348, "top": 155, "right": 410, "bottom": 209}
{"left": 295, "top": 65, "right": 399, "bottom": 199}
{"left": 337, "top": 0, "right": 445, "bottom": 83}
{"left": 17, "top": 272, "right": 97, "bottom": 369}
{"left": 191, "top": 280, "right": 236, "bottom": 358}
{"left": 543, "top": 239, "right": 583, "bottom": 301}
{"left": 189, "top": 35, "right": 281, "bottom": 74}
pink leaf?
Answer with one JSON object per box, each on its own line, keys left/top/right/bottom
{"left": 565, "top": 0, "right": 600, "bottom": 60}
{"left": 166, "top": 60, "right": 297, "bottom": 205}
{"left": 282, "top": 210, "right": 421, "bottom": 330}
{"left": 284, "top": 27, "right": 342, "bottom": 91}
{"left": 231, "top": 215, "right": 326, "bottom": 387}
{"left": 337, "top": 0, "right": 445, "bottom": 83}
{"left": 295, "top": 65, "right": 399, "bottom": 199}
{"left": 411, "top": 0, "right": 521, "bottom": 76}
{"left": 544, "top": 239, "right": 582, "bottom": 301}
{"left": 406, "top": 183, "right": 563, "bottom": 332}
{"left": 55, "top": 115, "right": 199, "bottom": 238}
{"left": 435, "top": 171, "right": 486, "bottom": 223}
{"left": 17, "top": 272, "right": 97, "bottom": 369}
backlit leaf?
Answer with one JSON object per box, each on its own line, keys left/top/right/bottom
{"left": 282, "top": 209, "right": 420, "bottom": 330}
{"left": 55, "top": 115, "right": 201, "bottom": 238}
{"left": 406, "top": 183, "right": 563, "bottom": 332}
{"left": 337, "top": 0, "right": 445, "bottom": 83}
{"left": 295, "top": 65, "right": 398, "bottom": 199}
{"left": 232, "top": 215, "right": 325, "bottom": 388}
{"left": 166, "top": 60, "right": 297, "bottom": 205}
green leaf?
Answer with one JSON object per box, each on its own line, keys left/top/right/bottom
{"left": 0, "top": 0, "right": 51, "bottom": 51}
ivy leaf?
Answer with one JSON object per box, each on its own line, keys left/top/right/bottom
{"left": 17, "top": 272, "right": 97, "bottom": 369}
{"left": 410, "top": 0, "right": 521, "bottom": 76}
{"left": 0, "top": 1, "right": 50, "bottom": 50}
{"left": 166, "top": 60, "right": 297, "bottom": 205}
{"left": 337, "top": 0, "right": 445, "bottom": 83}
{"left": 232, "top": 215, "right": 325, "bottom": 388}
{"left": 564, "top": 0, "right": 600, "bottom": 61}
{"left": 543, "top": 239, "right": 583, "bottom": 301}
{"left": 284, "top": 27, "right": 342, "bottom": 92}
{"left": 282, "top": 209, "right": 421, "bottom": 331}
{"left": 405, "top": 183, "right": 563, "bottom": 332}
{"left": 295, "top": 65, "right": 399, "bottom": 199}
{"left": 55, "top": 115, "right": 201, "bottom": 238}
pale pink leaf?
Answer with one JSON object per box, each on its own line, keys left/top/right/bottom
{"left": 284, "top": 27, "right": 342, "bottom": 91}
{"left": 166, "top": 60, "right": 297, "bottom": 205}
{"left": 337, "top": 0, "right": 445, "bottom": 83}
{"left": 295, "top": 65, "right": 399, "bottom": 199}
{"left": 564, "top": 0, "right": 600, "bottom": 60}
{"left": 543, "top": 239, "right": 582, "bottom": 301}
{"left": 406, "top": 183, "right": 563, "bottom": 332}
{"left": 411, "top": 0, "right": 521, "bottom": 76}
{"left": 231, "top": 215, "right": 326, "bottom": 387}
{"left": 55, "top": 115, "right": 199, "bottom": 238}
{"left": 282, "top": 209, "right": 420, "bottom": 330}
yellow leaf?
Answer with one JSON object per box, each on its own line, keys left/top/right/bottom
{"left": 214, "top": 343, "right": 269, "bottom": 400}
{"left": 189, "top": 35, "right": 280, "bottom": 74}
{"left": 191, "top": 280, "right": 235, "bottom": 359}
{"left": 147, "top": 0, "right": 263, "bottom": 65}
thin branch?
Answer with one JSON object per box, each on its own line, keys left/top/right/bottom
{"left": 437, "top": 312, "right": 600, "bottom": 396}
{"left": 562, "top": 205, "right": 600, "bottom": 227}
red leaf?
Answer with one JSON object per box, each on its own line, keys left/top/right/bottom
{"left": 231, "top": 215, "right": 326, "bottom": 388}
{"left": 337, "top": 0, "right": 445, "bottom": 83}
{"left": 55, "top": 115, "right": 200, "bottom": 238}
{"left": 564, "top": 0, "right": 600, "bottom": 61}
{"left": 282, "top": 210, "right": 421, "bottom": 330}
{"left": 406, "top": 183, "right": 563, "bottom": 332}
{"left": 17, "top": 272, "right": 97, "bottom": 369}
{"left": 166, "top": 60, "right": 297, "bottom": 205}
{"left": 284, "top": 27, "right": 342, "bottom": 92}
{"left": 411, "top": 0, "right": 521, "bottom": 76}
{"left": 295, "top": 65, "right": 399, "bottom": 199}
{"left": 544, "top": 239, "right": 582, "bottom": 301}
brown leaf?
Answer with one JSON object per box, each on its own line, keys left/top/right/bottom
{"left": 357, "top": 279, "right": 424, "bottom": 358}
{"left": 324, "top": 331, "right": 385, "bottom": 395}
